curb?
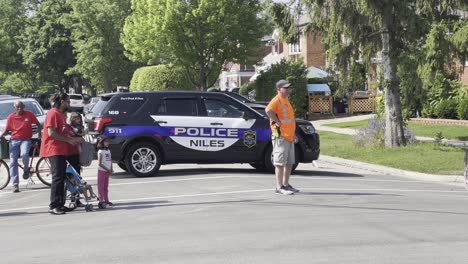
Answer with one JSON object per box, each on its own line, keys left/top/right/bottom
{"left": 318, "top": 155, "right": 465, "bottom": 188}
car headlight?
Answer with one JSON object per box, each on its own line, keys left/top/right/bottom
{"left": 298, "top": 124, "right": 316, "bottom": 134}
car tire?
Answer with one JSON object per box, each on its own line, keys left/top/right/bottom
{"left": 263, "top": 144, "right": 300, "bottom": 174}
{"left": 249, "top": 162, "right": 265, "bottom": 171}
{"left": 117, "top": 161, "right": 128, "bottom": 172}
{"left": 124, "top": 142, "right": 162, "bottom": 177}
{"left": 263, "top": 145, "right": 275, "bottom": 173}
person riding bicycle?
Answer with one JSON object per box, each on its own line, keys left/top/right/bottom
{"left": 0, "top": 101, "right": 40, "bottom": 193}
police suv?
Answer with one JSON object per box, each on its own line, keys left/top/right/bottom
{"left": 87, "top": 91, "right": 320, "bottom": 177}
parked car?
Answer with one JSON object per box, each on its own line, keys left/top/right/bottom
{"left": 85, "top": 91, "right": 320, "bottom": 177}
{"left": 83, "top": 96, "right": 100, "bottom": 114}
{"left": 68, "top": 94, "right": 84, "bottom": 112}
{"left": 0, "top": 96, "right": 46, "bottom": 140}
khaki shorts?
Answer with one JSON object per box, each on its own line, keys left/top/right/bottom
{"left": 272, "top": 136, "right": 295, "bottom": 166}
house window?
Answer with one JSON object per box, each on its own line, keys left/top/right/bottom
{"left": 288, "top": 35, "right": 301, "bottom": 55}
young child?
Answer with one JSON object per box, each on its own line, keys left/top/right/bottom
{"left": 97, "top": 136, "right": 113, "bottom": 208}
{"left": 66, "top": 173, "right": 97, "bottom": 202}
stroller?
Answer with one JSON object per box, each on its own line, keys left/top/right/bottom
{"left": 64, "top": 163, "right": 98, "bottom": 212}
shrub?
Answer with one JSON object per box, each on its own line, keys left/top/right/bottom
{"left": 130, "top": 65, "right": 194, "bottom": 91}
{"left": 353, "top": 117, "right": 416, "bottom": 147}
{"left": 457, "top": 96, "right": 468, "bottom": 120}
{"left": 239, "top": 81, "right": 256, "bottom": 96}
{"left": 434, "top": 98, "right": 457, "bottom": 119}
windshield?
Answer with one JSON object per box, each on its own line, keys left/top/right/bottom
{"left": 69, "top": 95, "right": 83, "bottom": 100}
{"left": 0, "top": 101, "right": 44, "bottom": 120}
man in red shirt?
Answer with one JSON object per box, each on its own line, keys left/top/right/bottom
{"left": 0, "top": 101, "right": 40, "bottom": 193}
{"left": 40, "top": 93, "right": 83, "bottom": 215}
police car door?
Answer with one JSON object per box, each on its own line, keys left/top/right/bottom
{"left": 151, "top": 96, "right": 206, "bottom": 161}
{"left": 199, "top": 95, "right": 258, "bottom": 162}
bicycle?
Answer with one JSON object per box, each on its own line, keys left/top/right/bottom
{"left": 0, "top": 140, "right": 52, "bottom": 190}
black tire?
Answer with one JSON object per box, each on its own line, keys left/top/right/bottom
{"left": 0, "top": 160, "right": 10, "bottom": 190}
{"left": 124, "top": 142, "right": 162, "bottom": 177}
{"left": 36, "top": 157, "right": 52, "bottom": 186}
{"left": 249, "top": 162, "right": 265, "bottom": 171}
{"left": 263, "top": 144, "right": 300, "bottom": 174}
{"left": 291, "top": 146, "right": 300, "bottom": 174}
{"left": 263, "top": 145, "right": 275, "bottom": 173}
{"left": 117, "top": 161, "right": 128, "bottom": 172}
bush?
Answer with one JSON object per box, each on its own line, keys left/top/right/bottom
{"left": 457, "top": 96, "right": 468, "bottom": 120}
{"left": 130, "top": 65, "right": 194, "bottom": 91}
{"left": 239, "top": 82, "right": 256, "bottom": 96}
{"left": 434, "top": 98, "right": 457, "bottom": 119}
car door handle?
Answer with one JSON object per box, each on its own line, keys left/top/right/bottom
{"left": 154, "top": 120, "right": 167, "bottom": 124}
{"left": 210, "top": 122, "right": 223, "bottom": 126}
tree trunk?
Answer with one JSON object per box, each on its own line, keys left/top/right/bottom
{"left": 199, "top": 65, "right": 207, "bottom": 91}
{"left": 381, "top": 16, "right": 405, "bottom": 148}
{"left": 104, "top": 72, "right": 113, "bottom": 92}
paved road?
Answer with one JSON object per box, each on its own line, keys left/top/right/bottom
{"left": 1, "top": 159, "right": 468, "bottom": 264}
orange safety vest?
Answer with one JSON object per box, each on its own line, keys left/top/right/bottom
{"left": 266, "top": 95, "right": 295, "bottom": 142}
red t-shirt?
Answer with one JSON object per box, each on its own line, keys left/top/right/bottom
{"left": 4, "top": 110, "right": 39, "bottom": 139}
{"left": 40, "top": 108, "right": 69, "bottom": 157}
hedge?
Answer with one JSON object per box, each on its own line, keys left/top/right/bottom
{"left": 130, "top": 65, "right": 194, "bottom": 91}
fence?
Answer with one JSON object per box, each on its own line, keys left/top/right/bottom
{"left": 348, "top": 95, "right": 375, "bottom": 114}
{"left": 308, "top": 95, "right": 333, "bottom": 114}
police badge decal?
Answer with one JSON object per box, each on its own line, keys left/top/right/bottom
{"left": 243, "top": 130, "right": 257, "bottom": 148}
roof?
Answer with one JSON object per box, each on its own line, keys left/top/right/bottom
{"left": 307, "top": 84, "right": 331, "bottom": 93}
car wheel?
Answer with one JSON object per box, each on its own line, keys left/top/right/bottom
{"left": 125, "top": 142, "right": 161, "bottom": 177}
{"left": 291, "top": 147, "right": 300, "bottom": 174}
{"left": 249, "top": 162, "right": 265, "bottom": 171}
{"left": 117, "top": 161, "right": 128, "bottom": 172}
{"left": 263, "top": 145, "right": 275, "bottom": 173}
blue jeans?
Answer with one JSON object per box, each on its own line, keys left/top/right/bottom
{"left": 9, "top": 139, "right": 32, "bottom": 186}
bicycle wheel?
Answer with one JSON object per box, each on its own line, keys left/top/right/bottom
{"left": 35, "top": 157, "right": 52, "bottom": 186}
{"left": 0, "top": 160, "right": 10, "bottom": 190}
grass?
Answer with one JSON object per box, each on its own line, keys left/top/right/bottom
{"left": 325, "top": 119, "right": 468, "bottom": 140}
{"left": 319, "top": 131, "right": 465, "bottom": 175}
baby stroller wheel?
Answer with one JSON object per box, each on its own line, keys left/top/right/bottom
{"left": 85, "top": 204, "right": 94, "bottom": 212}
{"left": 68, "top": 202, "right": 77, "bottom": 210}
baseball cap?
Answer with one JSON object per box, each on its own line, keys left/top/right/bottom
{"left": 276, "top": 80, "right": 292, "bottom": 89}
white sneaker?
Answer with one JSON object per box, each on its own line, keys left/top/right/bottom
{"left": 275, "top": 186, "right": 294, "bottom": 195}
{"left": 284, "top": 184, "right": 300, "bottom": 193}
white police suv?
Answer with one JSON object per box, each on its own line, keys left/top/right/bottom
{"left": 87, "top": 91, "right": 319, "bottom": 177}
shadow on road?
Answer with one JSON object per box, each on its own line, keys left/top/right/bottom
{"left": 104, "top": 199, "right": 264, "bottom": 212}
{"left": 111, "top": 168, "right": 268, "bottom": 179}
{"left": 294, "top": 170, "right": 363, "bottom": 177}
{"left": 110, "top": 168, "right": 364, "bottom": 179}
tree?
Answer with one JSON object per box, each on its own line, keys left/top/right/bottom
{"left": 121, "top": 0, "right": 270, "bottom": 91}
{"left": 0, "top": 0, "right": 29, "bottom": 72}
{"left": 19, "top": 0, "right": 76, "bottom": 92}
{"left": 276, "top": 0, "right": 467, "bottom": 147}
{"left": 66, "top": 0, "right": 138, "bottom": 93}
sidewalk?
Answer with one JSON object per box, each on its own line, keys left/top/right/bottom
{"left": 310, "top": 114, "right": 466, "bottom": 186}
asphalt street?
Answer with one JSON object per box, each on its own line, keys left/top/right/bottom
{"left": 1, "top": 158, "right": 468, "bottom": 264}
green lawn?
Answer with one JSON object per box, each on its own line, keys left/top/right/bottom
{"left": 319, "top": 131, "right": 465, "bottom": 175}
{"left": 325, "top": 119, "right": 468, "bottom": 140}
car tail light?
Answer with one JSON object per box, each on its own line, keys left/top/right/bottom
{"left": 94, "top": 117, "right": 113, "bottom": 132}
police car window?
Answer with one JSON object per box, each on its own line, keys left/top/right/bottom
{"left": 109, "top": 96, "right": 147, "bottom": 115}
{"left": 157, "top": 99, "right": 198, "bottom": 116}
{"left": 204, "top": 99, "right": 243, "bottom": 118}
